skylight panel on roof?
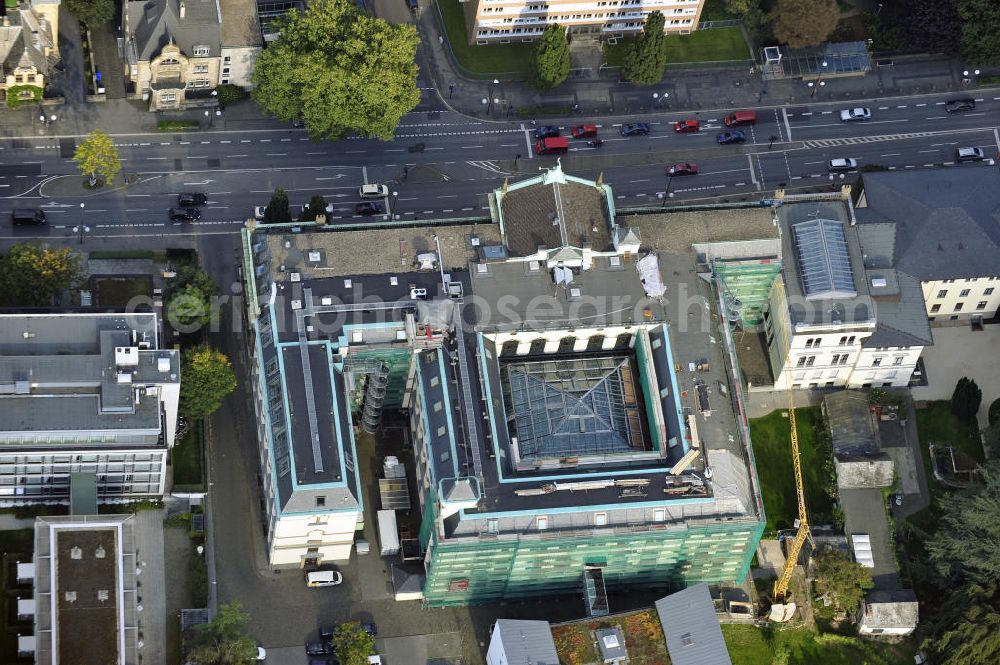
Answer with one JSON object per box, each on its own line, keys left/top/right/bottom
{"left": 792, "top": 219, "right": 857, "bottom": 300}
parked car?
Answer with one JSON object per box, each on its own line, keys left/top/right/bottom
{"left": 305, "top": 568, "right": 343, "bottom": 588}
{"left": 169, "top": 207, "right": 201, "bottom": 222}
{"left": 673, "top": 119, "right": 700, "bottom": 133}
{"left": 177, "top": 192, "right": 207, "bottom": 206}
{"left": 667, "top": 162, "right": 698, "bottom": 176}
{"left": 955, "top": 147, "right": 986, "bottom": 162}
{"left": 306, "top": 642, "right": 336, "bottom": 656}
{"left": 533, "top": 126, "right": 560, "bottom": 140}
{"left": 570, "top": 124, "right": 598, "bottom": 138}
{"left": 945, "top": 98, "right": 976, "bottom": 113}
{"left": 355, "top": 202, "right": 383, "bottom": 216}
{"left": 620, "top": 123, "right": 651, "bottom": 136}
{"left": 254, "top": 205, "right": 266, "bottom": 220}
{"left": 839, "top": 107, "right": 871, "bottom": 122}
{"left": 716, "top": 130, "right": 746, "bottom": 145}
{"left": 828, "top": 158, "right": 859, "bottom": 171}
{"left": 359, "top": 183, "right": 389, "bottom": 198}
{"left": 724, "top": 110, "right": 757, "bottom": 127}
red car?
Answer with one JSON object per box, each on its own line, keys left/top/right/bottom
{"left": 673, "top": 119, "right": 700, "bottom": 133}
{"left": 571, "top": 124, "right": 598, "bottom": 138}
{"left": 667, "top": 162, "right": 699, "bottom": 176}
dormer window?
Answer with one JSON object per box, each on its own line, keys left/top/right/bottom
{"left": 193, "top": 45, "right": 210, "bottom": 56}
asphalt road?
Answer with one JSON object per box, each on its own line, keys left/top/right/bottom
{"left": 0, "top": 90, "right": 997, "bottom": 242}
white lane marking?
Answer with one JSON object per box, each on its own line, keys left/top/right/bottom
{"left": 226, "top": 154, "right": 249, "bottom": 158}
{"left": 522, "top": 124, "right": 534, "bottom": 157}
{"left": 916, "top": 103, "right": 927, "bottom": 107}
{"left": 266, "top": 153, "right": 288, "bottom": 157}
{"left": 461, "top": 145, "right": 484, "bottom": 149}
{"left": 896, "top": 105, "right": 907, "bottom": 108}
{"left": 127, "top": 194, "right": 151, "bottom": 197}
{"left": 125, "top": 209, "right": 148, "bottom": 212}
{"left": 306, "top": 152, "right": 326, "bottom": 155}
{"left": 918, "top": 149, "right": 937, "bottom": 153}
{"left": 281, "top": 138, "right": 292, "bottom": 142}
{"left": 746, "top": 154, "right": 760, "bottom": 190}
{"left": 804, "top": 161, "right": 824, "bottom": 165}
{"left": 994, "top": 127, "right": 1000, "bottom": 153}
{"left": 629, "top": 179, "right": 650, "bottom": 183}
{"left": 878, "top": 106, "right": 889, "bottom": 110}
{"left": 926, "top": 116, "right": 947, "bottom": 120}
{"left": 220, "top": 140, "right": 231, "bottom": 144}
{"left": 800, "top": 119, "right": 911, "bottom": 129}
{"left": 260, "top": 139, "right": 271, "bottom": 143}
{"left": 437, "top": 195, "right": 458, "bottom": 199}
{"left": 930, "top": 142, "right": 957, "bottom": 147}
{"left": 146, "top": 157, "right": 167, "bottom": 160}
{"left": 880, "top": 153, "right": 901, "bottom": 157}
{"left": 179, "top": 141, "right": 190, "bottom": 145}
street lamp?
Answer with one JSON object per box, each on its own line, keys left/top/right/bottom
{"left": 390, "top": 191, "right": 399, "bottom": 219}
{"left": 487, "top": 79, "right": 500, "bottom": 116}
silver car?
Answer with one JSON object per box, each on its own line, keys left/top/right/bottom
{"left": 839, "top": 107, "right": 871, "bottom": 122}
{"left": 828, "top": 158, "right": 858, "bottom": 171}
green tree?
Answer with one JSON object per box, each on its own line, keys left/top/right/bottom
{"left": 622, "top": 11, "right": 667, "bottom": 85}
{"left": 928, "top": 463, "right": 1000, "bottom": 583}
{"left": 188, "top": 601, "right": 258, "bottom": 665}
{"left": 179, "top": 345, "right": 238, "bottom": 420}
{"left": 166, "top": 266, "right": 220, "bottom": 330}
{"left": 214, "top": 84, "right": 247, "bottom": 106}
{"left": 812, "top": 548, "right": 873, "bottom": 613}
{"left": 332, "top": 622, "right": 376, "bottom": 665}
{"left": 263, "top": 187, "right": 292, "bottom": 224}
{"left": 0, "top": 243, "right": 83, "bottom": 307}
{"left": 923, "top": 582, "right": 1000, "bottom": 665}
{"left": 725, "top": 0, "right": 753, "bottom": 12}
{"left": 73, "top": 130, "right": 121, "bottom": 187}
{"left": 959, "top": 0, "right": 1000, "bottom": 65}
{"left": 300, "top": 195, "right": 329, "bottom": 221}
{"left": 770, "top": 0, "right": 840, "bottom": 48}
{"left": 533, "top": 24, "right": 570, "bottom": 89}
{"left": 252, "top": 0, "right": 420, "bottom": 141}
{"left": 952, "top": 376, "right": 983, "bottom": 421}
{"left": 64, "top": 0, "right": 115, "bottom": 27}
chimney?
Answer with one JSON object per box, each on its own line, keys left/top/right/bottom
{"left": 179, "top": 1, "right": 186, "bottom": 19}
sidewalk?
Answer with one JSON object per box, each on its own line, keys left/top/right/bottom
{"left": 401, "top": 0, "right": 975, "bottom": 120}
{"left": 0, "top": 5, "right": 985, "bottom": 139}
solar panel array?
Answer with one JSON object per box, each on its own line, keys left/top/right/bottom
{"left": 792, "top": 219, "right": 857, "bottom": 300}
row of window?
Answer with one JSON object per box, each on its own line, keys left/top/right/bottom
{"left": 13, "top": 74, "right": 38, "bottom": 84}
{"left": 803, "top": 335, "right": 856, "bottom": 348}
{"left": 930, "top": 301, "right": 988, "bottom": 313}
{"left": 0, "top": 453, "right": 161, "bottom": 464}
{"left": 940, "top": 277, "right": 996, "bottom": 283}
{"left": 936, "top": 287, "right": 993, "bottom": 299}
{"left": 795, "top": 354, "right": 906, "bottom": 368}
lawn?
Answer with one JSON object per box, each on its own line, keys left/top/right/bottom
{"left": 604, "top": 27, "right": 750, "bottom": 68}
{"left": 748, "top": 407, "right": 836, "bottom": 535}
{"left": 915, "top": 400, "right": 983, "bottom": 463}
{"left": 436, "top": 0, "right": 535, "bottom": 77}
{"left": 722, "top": 624, "right": 913, "bottom": 665}
{"left": 171, "top": 421, "right": 205, "bottom": 490}
{"left": 93, "top": 276, "right": 153, "bottom": 307}
{"left": 0, "top": 529, "right": 34, "bottom": 665}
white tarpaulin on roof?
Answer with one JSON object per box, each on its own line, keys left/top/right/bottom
{"left": 637, "top": 253, "right": 666, "bottom": 298}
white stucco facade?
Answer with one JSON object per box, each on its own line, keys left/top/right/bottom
{"left": 922, "top": 276, "right": 1000, "bottom": 322}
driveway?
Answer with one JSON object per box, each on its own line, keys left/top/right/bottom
{"left": 839, "top": 488, "right": 899, "bottom": 591}
{"left": 911, "top": 324, "right": 1000, "bottom": 427}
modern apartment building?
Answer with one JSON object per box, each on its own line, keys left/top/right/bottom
{"left": 758, "top": 194, "right": 932, "bottom": 390}
{"left": 855, "top": 168, "right": 1000, "bottom": 323}
{"left": 241, "top": 163, "right": 766, "bottom": 600}
{"left": 466, "top": 0, "right": 705, "bottom": 44}
{"left": 0, "top": 313, "right": 180, "bottom": 505}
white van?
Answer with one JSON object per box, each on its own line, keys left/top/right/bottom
{"left": 305, "top": 569, "right": 343, "bottom": 588}
{"left": 359, "top": 184, "right": 389, "bottom": 199}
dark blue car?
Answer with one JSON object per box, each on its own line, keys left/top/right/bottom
{"left": 533, "top": 126, "right": 560, "bottom": 140}
{"left": 620, "top": 123, "right": 651, "bottom": 136}
{"left": 716, "top": 130, "right": 746, "bottom": 145}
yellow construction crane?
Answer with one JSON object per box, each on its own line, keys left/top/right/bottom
{"left": 769, "top": 279, "right": 812, "bottom": 623}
